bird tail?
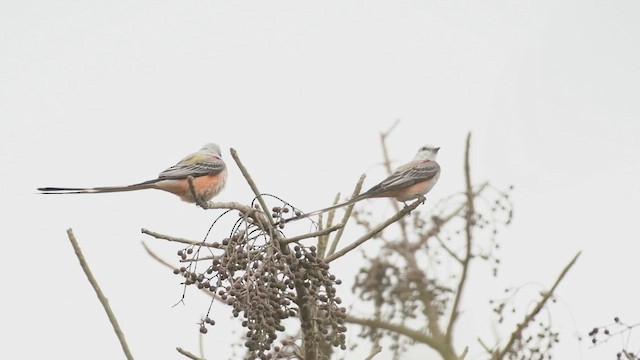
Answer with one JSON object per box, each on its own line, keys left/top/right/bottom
{"left": 285, "top": 194, "right": 366, "bottom": 223}
{"left": 37, "top": 179, "right": 160, "bottom": 195}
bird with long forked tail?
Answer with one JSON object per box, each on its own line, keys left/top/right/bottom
{"left": 288, "top": 144, "right": 441, "bottom": 222}
{"left": 38, "top": 143, "right": 227, "bottom": 203}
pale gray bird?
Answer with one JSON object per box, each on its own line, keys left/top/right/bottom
{"left": 291, "top": 144, "right": 441, "bottom": 221}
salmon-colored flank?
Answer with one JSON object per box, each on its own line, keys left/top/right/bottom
{"left": 155, "top": 171, "right": 227, "bottom": 203}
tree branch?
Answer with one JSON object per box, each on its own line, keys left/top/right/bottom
{"left": 141, "top": 241, "right": 224, "bottom": 303}
{"left": 494, "top": 251, "right": 582, "bottom": 359}
{"left": 346, "top": 314, "right": 448, "bottom": 355}
{"left": 458, "top": 346, "right": 469, "bottom": 360}
{"left": 230, "top": 148, "right": 270, "bottom": 216}
{"left": 176, "top": 347, "right": 204, "bottom": 360}
{"left": 142, "top": 241, "right": 176, "bottom": 269}
{"left": 324, "top": 197, "right": 423, "bottom": 263}
{"left": 317, "top": 193, "right": 341, "bottom": 258}
{"left": 363, "top": 345, "right": 383, "bottom": 360}
{"left": 141, "top": 228, "right": 202, "bottom": 246}
{"left": 415, "top": 182, "right": 488, "bottom": 247}
{"left": 434, "top": 235, "right": 463, "bottom": 264}
{"left": 446, "top": 132, "right": 474, "bottom": 339}
{"left": 326, "top": 174, "right": 366, "bottom": 257}
{"left": 66, "top": 229, "right": 134, "bottom": 360}
{"left": 379, "top": 121, "right": 410, "bottom": 242}
{"left": 281, "top": 224, "right": 344, "bottom": 244}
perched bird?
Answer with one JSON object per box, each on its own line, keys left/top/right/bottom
{"left": 38, "top": 143, "right": 227, "bottom": 203}
{"left": 290, "top": 144, "right": 440, "bottom": 221}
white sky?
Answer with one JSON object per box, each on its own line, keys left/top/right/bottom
{"left": 2, "top": 1, "right": 639, "bottom": 359}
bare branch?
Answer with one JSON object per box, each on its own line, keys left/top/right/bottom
{"left": 176, "top": 347, "right": 205, "bottom": 360}
{"left": 317, "top": 193, "right": 341, "bottom": 258}
{"left": 206, "top": 201, "right": 272, "bottom": 229}
{"left": 379, "top": 122, "right": 409, "bottom": 241}
{"left": 281, "top": 223, "right": 344, "bottom": 244}
{"left": 326, "top": 174, "right": 366, "bottom": 257}
{"left": 66, "top": 229, "right": 134, "bottom": 360}
{"left": 494, "top": 251, "right": 582, "bottom": 359}
{"left": 346, "top": 314, "right": 447, "bottom": 355}
{"left": 414, "top": 182, "right": 488, "bottom": 250}
{"left": 141, "top": 228, "right": 202, "bottom": 246}
{"left": 142, "top": 241, "right": 176, "bottom": 269}
{"left": 446, "top": 132, "right": 474, "bottom": 339}
{"left": 434, "top": 235, "right": 463, "bottom": 264}
{"left": 363, "top": 345, "right": 383, "bottom": 360}
{"left": 141, "top": 241, "right": 223, "bottom": 303}
{"left": 477, "top": 337, "right": 495, "bottom": 356}
{"left": 325, "top": 198, "right": 423, "bottom": 263}
{"left": 230, "top": 148, "right": 270, "bottom": 216}
{"left": 458, "top": 346, "right": 469, "bottom": 360}
{"left": 380, "top": 119, "right": 401, "bottom": 141}
{"left": 199, "top": 332, "right": 205, "bottom": 359}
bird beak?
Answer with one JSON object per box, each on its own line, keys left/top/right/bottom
{"left": 434, "top": 147, "right": 440, "bottom": 152}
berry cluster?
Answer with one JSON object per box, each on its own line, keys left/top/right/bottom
{"left": 589, "top": 317, "right": 639, "bottom": 360}
{"left": 350, "top": 183, "right": 515, "bottom": 358}
{"left": 173, "top": 203, "right": 346, "bottom": 359}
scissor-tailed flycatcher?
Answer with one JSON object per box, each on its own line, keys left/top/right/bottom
{"left": 38, "top": 143, "right": 227, "bottom": 203}
{"left": 290, "top": 144, "right": 440, "bottom": 222}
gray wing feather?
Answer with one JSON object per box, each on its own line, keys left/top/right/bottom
{"left": 362, "top": 161, "right": 440, "bottom": 196}
{"left": 158, "top": 160, "right": 226, "bottom": 180}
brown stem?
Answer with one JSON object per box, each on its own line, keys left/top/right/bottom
{"left": 176, "top": 347, "right": 204, "bottom": 360}
{"left": 346, "top": 315, "right": 457, "bottom": 359}
{"left": 494, "top": 252, "right": 582, "bottom": 359}
{"left": 281, "top": 224, "right": 344, "bottom": 244}
{"left": 446, "top": 132, "right": 474, "bottom": 340}
{"left": 67, "top": 229, "right": 135, "bottom": 360}
{"left": 325, "top": 198, "right": 423, "bottom": 263}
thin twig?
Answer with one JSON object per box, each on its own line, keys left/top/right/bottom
{"left": 494, "top": 251, "right": 582, "bottom": 359}
{"left": 379, "top": 122, "right": 409, "bottom": 241}
{"left": 66, "top": 229, "right": 134, "bottom": 360}
{"left": 414, "top": 182, "right": 489, "bottom": 250}
{"left": 199, "top": 332, "right": 205, "bottom": 359}
{"left": 141, "top": 241, "right": 223, "bottom": 303}
{"left": 323, "top": 195, "right": 339, "bottom": 231}
{"left": 281, "top": 224, "right": 344, "bottom": 244}
{"left": 230, "top": 148, "right": 270, "bottom": 216}
{"left": 381, "top": 119, "right": 401, "bottom": 142}
{"left": 141, "top": 228, "right": 202, "bottom": 246}
{"left": 446, "top": 132, "right": 474, "bottom": 339}
{"left": 326, "top": 174, "right": 366, "bottom": 257}
{"left": 176, "top": 347, "right": 204, "bottom": 360}
{"left": 363, "top": 345, "right": 383, "bottom": 360}
{"left": 142, "top": 241, "right": 177, "bottom": 269}
{"left": 477, "top": 337, "right": 495, "bottom": 356}
{"left": 458, "top": 346, "right": 469, "bottom": 360}
{"left": 317, "top": 193, "right": 341, "bottom": 258}
{"left": 324, "top": 198, "right": 423, "bottom": 263}
{"left": 346, "top": 314, "right": 445, "bottom": 354}
{"left": 196, "top": 200, "right": 273, "bottom": 230}
{"left": 435, "top": 235, "right": 463, "bottom": 264}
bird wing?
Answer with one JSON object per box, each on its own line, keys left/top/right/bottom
{"left": 157, "top": 152, "right": 226, "bottom": 180}
{"left": 361, "top": 160, "right": 440, "bottom": 197}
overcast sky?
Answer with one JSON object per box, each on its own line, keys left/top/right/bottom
{"left": 2, "top": 1, "right": 639, "bottom": 359}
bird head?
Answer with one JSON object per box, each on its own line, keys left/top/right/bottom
{"left": 201, "top": 143, "right": 223, "bottom": 157}
{"left": 414, "top": 144, "right": 440, "bottom": 161}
